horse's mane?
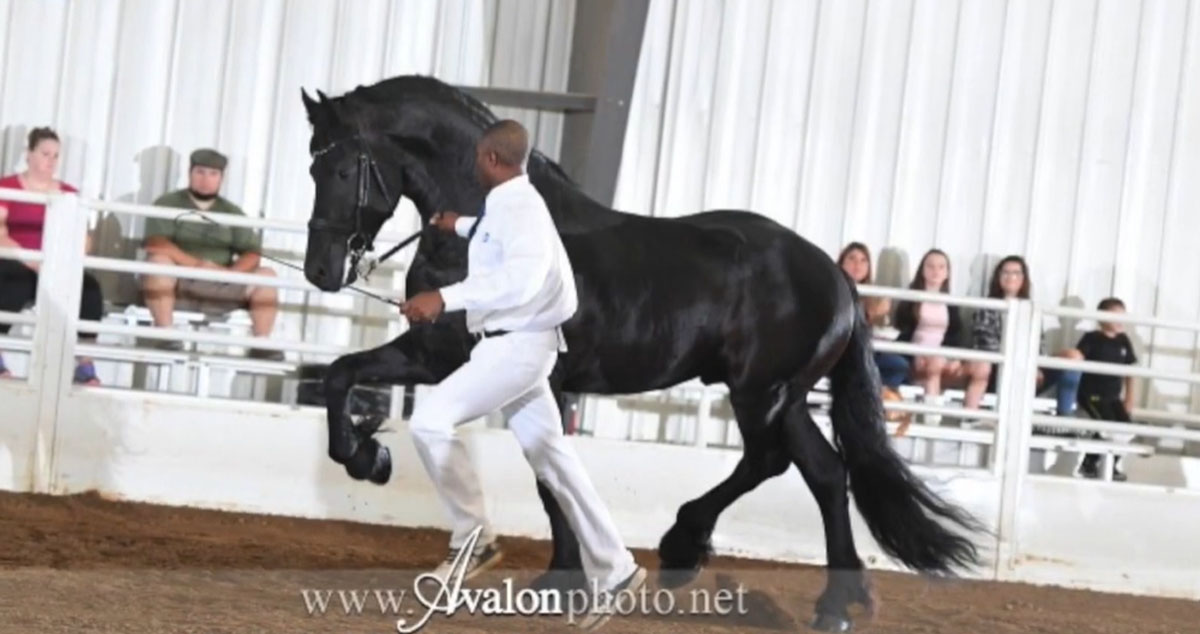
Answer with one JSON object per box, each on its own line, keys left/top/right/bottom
{"left": 340, "top": 75, "right": 579, "bottom": 189}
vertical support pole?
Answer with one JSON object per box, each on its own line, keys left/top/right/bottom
{"left": 558, "top": 0, "right": 650, "bottom": 206}
{"left": 29, "top": 194, "right": 87, "bottom": 494}
{"left": 991, "top": 299, "right": 1020, "bottom": 477}
{"left": 994, "top": 300, "right": 1040, "bottom": 581}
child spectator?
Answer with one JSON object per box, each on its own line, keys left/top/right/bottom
{"left": 1075, "top": 297, "right": 1138, "bottom": 480}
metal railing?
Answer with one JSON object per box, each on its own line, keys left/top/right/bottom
{"left": 0, "top": 189, "right": 415, "bottom": 378}
{"left": 5, "top": 189, "right": 1200, "bottom": 466}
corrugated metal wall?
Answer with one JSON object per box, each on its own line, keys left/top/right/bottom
{"left": 616, "top": 0, "right": 1200, "bottom": 413}
{"left": 0, "top": 0, "right": 573, "bottom": 353}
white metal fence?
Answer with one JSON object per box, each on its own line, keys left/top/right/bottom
{"left": 4, "top": 188, "right": 1200, "bottom": 599}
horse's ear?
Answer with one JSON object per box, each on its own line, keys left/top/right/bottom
{"left": 301, "top": 88, "right": 318, "bottom": 116}
{"left": 317, "top": 89, "right": 329, "bottom": 103}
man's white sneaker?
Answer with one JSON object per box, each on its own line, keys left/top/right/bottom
{"left": 574, "top": 566, "right": 648, "bottom": 631}
{"left": 427, "top": 538, "right": 504, "bottom": 584}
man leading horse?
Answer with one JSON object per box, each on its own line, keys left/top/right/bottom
{"left": 399, "top": 119, "right": 646, "bottom": 630}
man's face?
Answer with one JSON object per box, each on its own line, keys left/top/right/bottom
{"left": 189, "top": 166, "right": 223, "bottom": 197}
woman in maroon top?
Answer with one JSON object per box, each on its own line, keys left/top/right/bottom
{"left": 0, "top": 127, "right": 103, "bottom": 383}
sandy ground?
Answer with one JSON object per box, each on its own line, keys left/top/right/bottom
{"left": 0, "top": 490, "right": 1197, "bottom": 633}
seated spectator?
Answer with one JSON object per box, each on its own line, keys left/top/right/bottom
{"left": 141, "top": 149, "right": 281, "bottom": 360}
{"left": 1075, "top": 297, "right": 1137, "bottom": 480}
{"left": 0, "top": 127, "right": 103, "bottom": 384}
{"left": 837, "top": 242, "right": 909, "bottom": 390}
{"left": 966, "top": 255, "right": 1084, "bottom": 415}
{"left": 894, "top": 249, "right": 964, "bottom": 416}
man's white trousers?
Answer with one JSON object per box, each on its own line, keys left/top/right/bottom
{"left": 408, "top": 329, "right": 637, "bottom": 590}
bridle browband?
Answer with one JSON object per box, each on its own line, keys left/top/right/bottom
{"left": 307, "top": 134, "right": 421, "bottom": 285}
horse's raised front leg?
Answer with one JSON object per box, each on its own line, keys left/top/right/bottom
{"left": 323, "top": 335, "right": 440, "bottom": 484}
{"left": 658, "top": 388, "right": 792, "bottom": 588}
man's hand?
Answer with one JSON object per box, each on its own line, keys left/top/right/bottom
{"left": 401, "top": 291, "right": 445, "bottom": 323}
{"left": 430, "top": 211, "right": 460, "bottom": 233}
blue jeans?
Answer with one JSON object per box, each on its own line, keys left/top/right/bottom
{"left": 1040, "top": 368, "right": 1082, "bottom": 416}
{"left": 875, "top": 352, "right": 909, "bottom": 390}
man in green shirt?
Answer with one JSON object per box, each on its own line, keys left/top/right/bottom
{"left": 142, "top": 148, "right": 281, "bottom": 360}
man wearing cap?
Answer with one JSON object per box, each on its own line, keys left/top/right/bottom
{"left": 142, "top": 148, "right": 281, "bottom": 360}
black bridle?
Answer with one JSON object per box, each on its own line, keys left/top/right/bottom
{"left": 307, "top": 135, "right": 421, "bottom": 285}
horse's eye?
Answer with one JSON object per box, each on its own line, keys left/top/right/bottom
{"left": 338, "top": 168, "right": 352, "bottom": 179}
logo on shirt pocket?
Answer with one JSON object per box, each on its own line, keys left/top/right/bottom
{"left": 481, "top": 232, "right": 491, "bottom": 243}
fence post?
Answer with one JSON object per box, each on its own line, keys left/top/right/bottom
{"left": 993, "top": 300, "right": 1040, "bottom": 581}
{"left": 29, "top": 193, "right": 88, "bottom": 494}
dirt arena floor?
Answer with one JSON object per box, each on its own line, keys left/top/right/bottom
{"left": 1, "top": 491, "right": 1197, "bottom": 633}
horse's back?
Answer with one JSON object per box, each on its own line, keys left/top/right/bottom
{"left": 558, "top": 208, "right": 854, "bottom": 393}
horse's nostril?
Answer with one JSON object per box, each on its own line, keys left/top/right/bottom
{"left": 314, "top": 265, "right": 326, "bottom": 281}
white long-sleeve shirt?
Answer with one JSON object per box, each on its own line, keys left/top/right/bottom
{"left": 438, "top": 174, "right": 578, "bottom": 336}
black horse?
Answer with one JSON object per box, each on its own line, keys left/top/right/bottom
{"left": 300, "top": 76, "right": 982, "bottom": 631}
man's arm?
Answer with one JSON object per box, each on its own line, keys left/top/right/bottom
{"left": 228, "top": 251, "right": 261, "bottom": 272}
{"left": 144, "top": 234, "right": 203, "bottom": 267}
{"left": 227, "top": 224, "right": 263, "bottom": 272}
{"left": 439, "top": 210, "right": 553, "bottom": 313}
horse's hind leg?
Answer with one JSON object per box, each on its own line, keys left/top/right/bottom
{"left": 658, "top": 387, "right": 791, "bottom": 588}
{"left": 783, "top": 399, "right": 875, "bottom": 632}
{"left": 527, "top": 389, "right": 585, "bottom": 593}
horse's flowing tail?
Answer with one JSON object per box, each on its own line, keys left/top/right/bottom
{"left": 827, "top": 300, "right": 986, "bottom": 576}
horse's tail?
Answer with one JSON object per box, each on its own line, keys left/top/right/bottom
{"left": 826, "top": 295, "right": 986, "bottom": 576}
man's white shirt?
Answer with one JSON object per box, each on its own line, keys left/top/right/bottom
{"left": 438, "top": 174, "right": 577, "bottom": 336}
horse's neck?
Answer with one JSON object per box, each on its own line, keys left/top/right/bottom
{"left": 527, "top": 166, "right": 626, "bottom": 232}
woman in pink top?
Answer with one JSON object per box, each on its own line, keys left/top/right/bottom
{"left": 893, "top": 249, "right": 964, "bottom": 404}
{"left": 0, "top": 127, "right": 103, "bottom": 383}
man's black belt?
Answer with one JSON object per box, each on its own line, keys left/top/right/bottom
{"left": 472, "top": 329, "right": 510, "bottom": 341}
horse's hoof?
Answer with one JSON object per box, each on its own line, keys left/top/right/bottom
{"left": 657, "top": 521, "right": 712, "bottom": 589}
{"left": 368, "top": 445, "right": 392, "bottom": 485}
{"left": 810, "top": 613, "right": 853, "bottom": 632}
{"left": 657, "top": 566, "right": 701, "bottom": 590}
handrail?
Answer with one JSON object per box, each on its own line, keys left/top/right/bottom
{"left": 873, "top": 340, "right": 1005, "bottom": 364}
{"left": 1042, "top": 304, "right": 1200, "bottom": 334}
{"left": 0, "top": 187, "right": 415, "bottom": 244}
{"left": 0, "top": 310, "right": 37, "bottom": 327}
{"left": 857, "top": 284, "right": 1009, "bottom": 311}
{"left": 0, "top": 246, "right": 45, "bottom": 263}
{"left": 1037, "top": 355, "right": 1200, "bottom": 385}
{"left": 75, "top": 320, "right": 351, "bottom": 357}
{"left": 82, "top": 255, "right": 406, "bottom": 299}
{"left": 1029, "top": 414, "right": 1200, "bottom": 444}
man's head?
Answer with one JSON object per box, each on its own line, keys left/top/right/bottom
{"left": 188, "top": 148, "right": 227, "bottom": 201}
{"left": 1097, "top": 297, "right": 1126, "bottom": 335}
{"left": 474, "top": 120, "right": 528, "bottom": 189}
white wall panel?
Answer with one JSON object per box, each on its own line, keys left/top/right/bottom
{"left": 0, "top": 0, "right": 573, "bottom": 360}
{"left": 615, "top": 0, "right": 1200, "bottom": 411}
{"left": 841, "top": 0, "right": 913, "bottom": 269}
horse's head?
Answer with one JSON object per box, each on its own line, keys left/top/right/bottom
{"left": 301, "top": 88, "right": 409, "bottom": 291}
